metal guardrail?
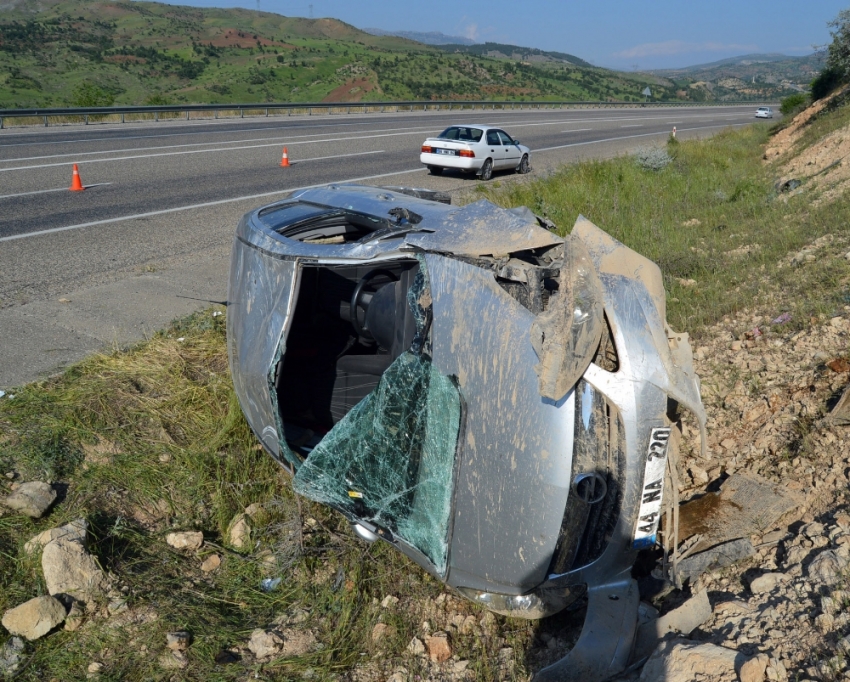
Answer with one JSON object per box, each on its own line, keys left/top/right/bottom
{"left": 0, "top": 100, "right": 778, "bottom": 130}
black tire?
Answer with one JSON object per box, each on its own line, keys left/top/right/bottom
{"left": 479, "top": 158, "right": 493, "bottom": 181}
{"left": 428, "top": 165, "right": 443, "bottom": 176}
{"left": 517, "top": 154, "right": 530, "bottom": 174}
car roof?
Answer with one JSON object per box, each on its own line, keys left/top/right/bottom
{"left": 442, "top": 124, "right": 501, "bottom": 130}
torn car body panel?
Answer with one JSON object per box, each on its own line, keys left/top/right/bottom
{"left": 227, "top": 184, "right": 708, "bottom": 682}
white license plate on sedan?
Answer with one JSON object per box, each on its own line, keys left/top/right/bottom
{"left": 435, "top": 148, "right": 455, "bottom": 155}
{"left": 632, "top": 427, "right": 671, "bottom": 549}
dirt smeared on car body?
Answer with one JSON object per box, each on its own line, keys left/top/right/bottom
{"left": 227, "top": 184, "right": 707, "bottom": 681}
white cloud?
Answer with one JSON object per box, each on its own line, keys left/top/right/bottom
{"left": 463, "top": 22, "right": 479, "bottom": 41}
{"left": 613, "top": 40, "right": 759, "bottom": 59}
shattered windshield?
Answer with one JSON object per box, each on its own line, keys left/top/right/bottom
{"left": 292, "top": 262, "right": 462, "bottom": 574}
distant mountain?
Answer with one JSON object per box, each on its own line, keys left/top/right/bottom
{"left": 645, "top": 53, "right": 824, "bottom": 99}
{"left": 438, "top": 41, "right": 593, "bottom": 68}
{"left": 652, "top": 53, "right": 820, "bottom": 74}
{"left": 362, "top": 28, "right": 476, "bottom": 46}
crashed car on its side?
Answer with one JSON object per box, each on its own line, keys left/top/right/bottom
{"left": 227, "top": 184, "right": 707, "bottom": 681}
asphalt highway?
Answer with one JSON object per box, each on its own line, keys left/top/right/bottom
{"left": 0, "top": 104, "right": 771, "bottom": 387}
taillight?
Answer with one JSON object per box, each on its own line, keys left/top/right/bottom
{"left": 459, "top": 149, "right": 475, "bottom": 158}
{"left": 421, "top": 145, "right": 432, "bottom": 153}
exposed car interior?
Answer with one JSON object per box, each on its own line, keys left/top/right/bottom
{"left": 275, "top": 260, "right": 421, "bottom": 457}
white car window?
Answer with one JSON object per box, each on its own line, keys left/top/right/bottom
{"left": 497, "top": 131, "right": 515, "bottom": 145}
{"left": 486, "top": 130, "right": 501, "bottom": 146}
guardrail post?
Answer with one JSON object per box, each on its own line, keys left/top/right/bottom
{"left": 45, "top": 116, "right": 49, "bottom": 127}
{"left": 84, "top": 115, "right": 88, "bottom": 125}
{"left": 155, "top": 111, "right": 159, "bottom": 122}
{"left": 241, "top": 109, "right": 244, "bottom": 118}
{"left": 121, "top": 113, "right": 125, "bottom": 123}
{"left": 309, "top": 107, "right": 312, "bottom": 115}
{"left": 265, "top": 108, "right": 268, "bottom": 117}
{"left": 215, "top": 110, "right": 218, "bottom": 119}
{"left": 186, "top": 110, "right": 190, "bottom": 120}
{"left": 0, "top": 117, "right": 3, "bottom": 130}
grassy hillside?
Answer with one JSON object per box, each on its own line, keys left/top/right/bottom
{"left": 0, "top": 0, "right": 763, "bottom": 109}
{"left": 649, "top": 53, "right": 822, "bottom": 101}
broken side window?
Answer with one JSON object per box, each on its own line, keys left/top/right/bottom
{"left": 292, "top": 260, "right": 462, "bottom": 575}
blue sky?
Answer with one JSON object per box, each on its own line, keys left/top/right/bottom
{"left": 164, "top": 0, "right": 847, "bottom": 69}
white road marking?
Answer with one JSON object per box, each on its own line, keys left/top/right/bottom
{"left": 621, "top": 124, "right": 643, "bottom": 128}
{"left": 0, "top": 148, "right": 384, "bottom": 173}
{"left": 561, "top": 128, "right": 593, "bottom": 133}
{"left": 0, "top": 183, "right": 113, "bottom": 199}
{"left": 534, "top": 123, "right": 749, "bottom": 153}
{"left": 0, "top": 168, "right": 425, "bottom": 243}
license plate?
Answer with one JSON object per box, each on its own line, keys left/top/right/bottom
{"left": 436, "top": 148, "right": 455, "bottom": 155}
{"left": 632, "top": 427, "right": 671, "bottom": 549}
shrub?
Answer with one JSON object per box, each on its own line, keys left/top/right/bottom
{"left": 633, "top": 146, "right": 672, "bottom": 171}
{"left": 780, "top": 92, "right": 809, "bottom": 115}
{"left": 71, "top": 82, "right": 114, "bottom": 107}
{"left": 812, "top": 66, "right": 844, "bottom": 101}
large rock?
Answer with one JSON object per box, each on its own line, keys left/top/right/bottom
{"left": 1, "top": 596, "right": 66, "bottom": 641}
{"left": 0, "top": 637, "right": 25, "bottom": 676}
{"left": 42, "top": 538, "right": 108, "bottom": 600}
{"left": 1, "top": 482, "right": 56, "bottom": 518}
{"left": 639, "top": 638, "right": 746, "bottom": 682}
{"left": 248, "top": 629, "right": 283, "bottom": 659}
{"left": 808, "top": 549, "right": 849, "bottom": 585}
{"left": 165, "top": 531, "right": 204, "bottom": 551}
{"left": 228, "top": 513, "right": 252, "bottom": 552}
{"left": 24, "top": 518, "right": 88, "bottom": 555}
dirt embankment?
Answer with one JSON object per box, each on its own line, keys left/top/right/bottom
{"left": 765, "top": 87, "right": 850, "bottom": 205}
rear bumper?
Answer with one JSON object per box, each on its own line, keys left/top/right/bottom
{"left": 420, "top": 152, "right": 481, "bottom": 171}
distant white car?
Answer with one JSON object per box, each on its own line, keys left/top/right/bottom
{"left": 420, "top": 125, "right": 531, "bottom": 181}
{"left": 755, "top": 107, "right": 774, "bottom": 119}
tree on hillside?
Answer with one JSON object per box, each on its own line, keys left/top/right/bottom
{"left": 813, "top": 8, "right": 850, "bottom": 100}
{"left": 827, "top": 9, "right": 850, "bottom": 78}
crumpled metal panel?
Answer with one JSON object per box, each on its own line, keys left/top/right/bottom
{"left": 530, "top": 234, "right": 605, "bottom": 401}
{"left": 424, "top": 254, "right": 574, "bottom": 593}
{"left": 572, "top": 217, "right": 707, "bottom": 451}
{"left": 405, "top": 200, "right": 563, "bottom": 257}
{"left": 227, "top": 224, "right": 298, "bottom": 460}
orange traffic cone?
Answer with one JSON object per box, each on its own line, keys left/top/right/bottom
{"left": 280, "top": 147, "right": 290, "bottom": 168}
{"left": 69, "top": 164, "right": 84, "bottom": 191}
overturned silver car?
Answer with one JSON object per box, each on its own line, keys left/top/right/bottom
{"left": 227, "top": 184, "right": 707, "bottom": 681}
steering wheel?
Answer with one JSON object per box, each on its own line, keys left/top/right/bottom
{"left": 350, "top": 269, "right": 399, "bottom": 337}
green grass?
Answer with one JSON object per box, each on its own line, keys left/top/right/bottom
{"left": 4, "top": 113, "right": 850, "bottom": 679}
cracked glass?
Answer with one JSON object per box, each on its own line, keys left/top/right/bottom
{"left": 292, "top": 259, "right": 462, "bottom": 574}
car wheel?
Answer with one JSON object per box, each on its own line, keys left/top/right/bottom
{"left": 479, "top": 159, "right": 493, "bottom": 181}
{"left": 517, "top": 155, "right": 530, "bottom": 175}
{"left": 428, "top": 165, "right": 443, "bottom": 176}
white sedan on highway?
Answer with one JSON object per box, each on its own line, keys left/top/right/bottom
{"left": 420, "top": 125, "right": 531, "bottom": 180}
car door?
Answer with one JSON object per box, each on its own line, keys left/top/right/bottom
{"left": 497, "top": 130, "right": 521, "bottom": 168}
{"left": 485, "top": 129, "right": 508, "bottom": 169}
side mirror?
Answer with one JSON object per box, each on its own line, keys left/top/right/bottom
{"left": 513, "top": 139, "right": 520, "bottom": 145}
